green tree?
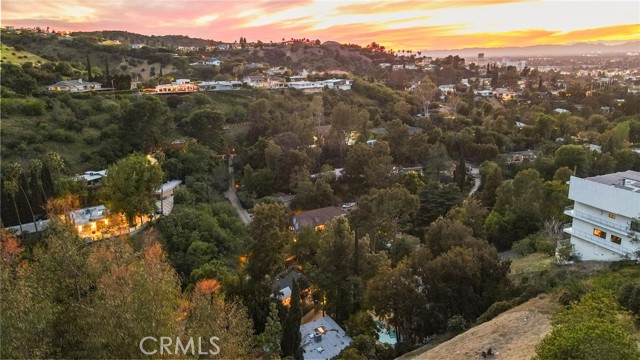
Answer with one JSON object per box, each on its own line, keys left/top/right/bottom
{"left": 258, "top": 302, "right": 282, "bottom": 359}
{"left": 534, "top": 290, "right": 640, "bottom": 360}
{"left": 554, "top": 145, "right": 590, "bottom": 176}
{"left": 479, "top": 161, "right": 503, "bottom": 208}
{"left": 314, "top": 218, "right": 378, "bottom": 324}
{"left": 350, "top": 185, "right": 419, "bottom": 251}
{"left": 247, "top": 203, "right": 291, "bottom": 280}
{"left": 281, "top": 279, "right": 303, "bottom": 359}
{"left": 101, "top": 154, "right": 163, "bottom": 225}
{"left": 181, "top": 107, "right": 226, "bottom": 149}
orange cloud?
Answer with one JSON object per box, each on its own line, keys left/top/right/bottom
{"left": 1, "top": 0, "right": 638, "bottom": 50}
{"left": 336, "top": 0, "right": 534, "bottom": 15}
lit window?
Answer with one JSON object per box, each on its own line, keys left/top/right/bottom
{"left": 608, "top": 213, "right": 616, "bottom": 219}
{"left": 593, "top": 228, "right": 607, "bottom": 239}
{"left": 611, "top": 235, "right": 622, "bottom": 245}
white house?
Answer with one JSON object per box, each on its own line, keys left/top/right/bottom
{"left": 198, "top": 81, "right": 242, "bottom": 91}
{"left": 189, "top": 58, "right": 222, "bottom": 66}
{"left": 47, "top": 79, "right": 103, "bottom": 92}
{"left": 439, "top": 84, "right": 456, "bottom": 93}
{"left": 76, "top": 170, "right": 107, "bottom": 187}
{"left": 564, "top": 171, "right": 640, "bottom": 261}
{"left": 130, "top": 43, "right": 146, "bottom": 49}
{"left": 267, "top": 66, "right": 290, "bottom": 76}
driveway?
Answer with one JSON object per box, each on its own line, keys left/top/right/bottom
{"left": 223, "top": 155, "right": 252, "bottom": 225}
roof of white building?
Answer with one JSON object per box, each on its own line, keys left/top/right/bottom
{"left": 77, "top": 170, "right": 107, "bottom": 182}
{"left": 586, "top": 171, "right": 640, "bottom": 191}
{"left": 69, "top": 205, "right": 108, "bottom": 226}
{"left": 300, "top": 316, "right": 351, "bottom": 360}
{"left": 155, "top": 180, "right": 182, "bottom": 195}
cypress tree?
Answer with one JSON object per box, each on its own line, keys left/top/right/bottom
{"left": 104, "top": 57, "right": 110, "bottom": 87}
{"left": 281, "top": 279, "right": 303, "bottom": 359}
{"left": 86, "top": 55, "right": 92, "bottom": 81}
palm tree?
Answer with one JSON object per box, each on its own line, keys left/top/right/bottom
{"left": 6, "top": 162, "right": 38, "bottom": 232}
{"left": 4, "top": 180, "right": 23, "bottom": 235}
{"left": 29, "top": 158, "right": 48, "bottom": 202}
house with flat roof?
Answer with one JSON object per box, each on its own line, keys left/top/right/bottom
{"left": 300, "top": 316, "right": 351, "bottom": 360}
{"left": 564, "top": 171, "right": 640, "bottom": 261}
{"left": 47, "top": 79, "right": 103, "bottom": 92}
{"left": 76, "top": 170, "right": 107, "bottom": 187}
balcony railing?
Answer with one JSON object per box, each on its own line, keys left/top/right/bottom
{"left": 564, "top": 227, "right": 634, "bottom": 257}
{"left": 564, "top": 208, "right": 631, "bottom": 234}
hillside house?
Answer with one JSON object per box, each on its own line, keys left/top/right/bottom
{"left": 502, "top": 149, "right": 539, "bottom": 164}
{"left": 300, "top": 316, "right": 351, "bottom": 360}
{"left": 48, "top": 79, "right": 103, "bottom": 92}
{"left": 76, "top": 170, "right": 107, "bottom": 188}
{"left": 291, "top": 206, "right": 345, "bottom": 232}
{"left": 439, "top": 84, "right": 456, "bottom": 93}
{"left": 198, "top": 81, "right": 242, "bottom": 91}
{"left": 267, "top": 66, "right": 290, "bottom": 76}
{"left": 564, "top": 171, "right": 640, "bottom": 261}
{"left": 190, "top": 58, "right": 222, "bottom": 66}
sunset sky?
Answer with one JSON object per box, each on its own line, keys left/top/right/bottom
{"left": 2, "top": 0, "right": 639, "bottom": 51}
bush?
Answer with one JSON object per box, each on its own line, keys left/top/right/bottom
{"left": 50, "top": 128, "right": 77, "bottom": 143}
{"left": 476, "top": 298, "right": 523, "bottom": 323}
{"left": 0, "top": 97, "right": 46, "bottom": 116}
{"left": 511, "top": 232, "right": 555, "bottom": 256}
{"left": 236, "top": 189, "right": 256, "bottom": 209}
{"left": 618, "top": 283, "right": 640, "bottom": 315}
{"left": 447, "top": 315, "right": 467, "bottom": 333}
{"left": 558, "top": 280, "right": 586, "bottom": 306}
{"left": 512, "top": 237, "right": 536, "bottom": 256}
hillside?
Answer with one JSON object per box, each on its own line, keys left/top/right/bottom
{"left": 0, "top": 44, "right": 49, "bottom": 65}
{"left": 400, "top": 295, "right": 559, "bottom": 360}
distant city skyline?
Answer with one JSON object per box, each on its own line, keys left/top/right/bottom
{"left": 2, "top": 0, "right": 639, "bottom": 51}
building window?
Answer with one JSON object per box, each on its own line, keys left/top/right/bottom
{"left": 611, "top": 235, "right": 622, "bottom": 245}
{"left": 608, "top": 213, "right": 616, "bottom": 219}
{"left": 593, "top": 228, "right": 607, "bottom": 239}
{"left": 631, "top": 220, "right": 640, "bottom": 233}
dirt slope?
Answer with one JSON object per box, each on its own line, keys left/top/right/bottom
{"left": 400, "top": 295, "right": 558, "bottom": 360}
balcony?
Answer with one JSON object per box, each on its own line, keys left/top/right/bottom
{"left": 564, "top": 206, "right": 631, "bottom": 234}
{"left": 564, "top": 227, "right": 634, "bottom": 258}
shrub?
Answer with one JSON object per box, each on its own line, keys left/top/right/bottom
{"left": 447, "top": 315, "right": 467, "bottom": 333}
{"left": 476, "top": 298, "right": 523, "bottom": 323}
{"left": 512, "top": 236, "right": 536, "bottom": 256}
{"left": 50, "top": 129, "right": 77, "bottom": 143}
{"left": 236, "top": 189, "right": 256, "bottom": 209}
{"left": 618, "top": 283, "right": 640, "bottom": 315}
{"left": 558, "top": 281, "right": 586, "bottom": 306}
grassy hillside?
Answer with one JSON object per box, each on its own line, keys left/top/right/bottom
{"left": 0, "top": 44, "right": 49, "bottom": 65}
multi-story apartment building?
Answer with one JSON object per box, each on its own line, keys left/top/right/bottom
{"left": 564, "top": 171, "right": 640, "bottom": 261}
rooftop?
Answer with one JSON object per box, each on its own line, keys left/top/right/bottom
{"left": 76, "top": 169, "right": 107, "bottom": 182}
{"left": 155, "top": 179, "right": 182, "bottom": 195}
{"left": 293, "top": 206, "right": 344, "bottom": 230}
{"left": 69, "top": 205, "right": 108, "bottom": 226}
{"left": 300, "top": 316, "right": 351, "bottom": 360}
{"left": 586, "top": 170, "right": 640, "bottom": 193}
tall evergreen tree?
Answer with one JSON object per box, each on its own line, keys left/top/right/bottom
{"left": 281, "top": 279, "right": 302, "bottom": 360}
{"left": 86, "top": 55, "right": 92, "bottom": 81}
{"left": 104, "top": 57, "right": 110, "bottom": 87}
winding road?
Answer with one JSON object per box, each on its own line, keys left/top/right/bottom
{"left": 224, "top": 155, "right": 253, "bottom": 225}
